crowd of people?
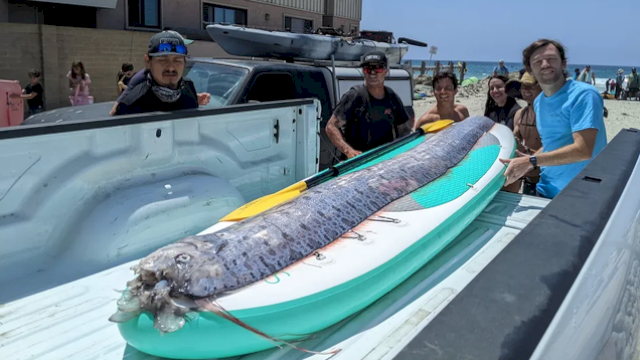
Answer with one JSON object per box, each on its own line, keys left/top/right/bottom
{"left": 327, "top": 38, "right": 607, "bottom": 200}
{"left": 11, "top": 30, "right": 608, "bottom": 201}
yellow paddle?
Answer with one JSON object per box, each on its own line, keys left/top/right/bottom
{"left": 219, "top": 119, "right": 455, "bottom": 222}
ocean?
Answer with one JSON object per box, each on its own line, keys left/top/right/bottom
{"left": 408, "top": 60, "right": 632, "bottom": 93}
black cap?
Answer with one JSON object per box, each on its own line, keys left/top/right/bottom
{"left": 360, "top": 51, "right": 388, "bottom": 68}
{"left": 148, "top": 31, "right": 189, "bottom": 57}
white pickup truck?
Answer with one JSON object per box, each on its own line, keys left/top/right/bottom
{"left": 1, "top": 97, "right": 640, "bottom": 360}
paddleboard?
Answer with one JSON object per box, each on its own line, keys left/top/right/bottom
{"left": 117, "top": 117, "right": 516, "bottom": 359}
{"left": 0, "top": 80, "right": 24, "bottom": 127}
{"left": 205, "top": 24, "right": 409, "bottom": 64}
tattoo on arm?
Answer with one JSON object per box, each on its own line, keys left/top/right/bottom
{"left": 326, "top": 114, "right": 355, "bottom": 154}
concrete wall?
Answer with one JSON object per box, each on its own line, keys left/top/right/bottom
{"left": 0, "top": 0, "right": 8, "bottom": 23}
{"left": 325, "top": 0, "right": 360, "bottom": 20}
{"left": 323, "top": 16, "right": 359, "bottom": 32}
{"left": 0, "top": 23, "right": 231, "bottom": 111}
{"left": 96, "top": 0, "right": 126, "bottom": 30}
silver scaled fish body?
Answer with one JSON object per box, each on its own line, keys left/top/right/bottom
{"left": 109, "top": 116, "right": 496, "bottom": 333}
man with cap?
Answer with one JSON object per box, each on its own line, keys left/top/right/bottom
{"left": 112, "top": 30, "right": 209, "bottom": 116}
{"left": 325, "top": 51, "right": 413, "bottom": 160}
{"left": 505, "top": 72, "right": 543, "bottom": 195}
{"left": 493, "top": 59, "right": 509, "bottom": 76}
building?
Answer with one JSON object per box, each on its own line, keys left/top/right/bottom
{"left": 0, "top": 0, "right": 362, "bottom": 111}
{"left": 1, "top": 0, "right": 361, "bottom": 35}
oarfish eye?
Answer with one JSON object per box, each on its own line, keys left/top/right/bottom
{"left": 175, "top": 254, "right": 191, "bottom": 263}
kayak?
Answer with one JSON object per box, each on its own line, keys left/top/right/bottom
{"left": 115, "top": 117, "right": 516, "bottom": 359}
{"left": 205, "top": 24, "right": 409, "bottom": 64}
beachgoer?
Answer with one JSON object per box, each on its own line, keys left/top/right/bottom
{"left": 492, "top": 59, "right": 509, "bottom": 77}
{"left": 616, "top": 69, "right": 624, "bottom": 99}
{"left": 501, "top": 39, "right": 607, "bottom": 199}
{"left": 326, "top": 51, "right": 413, "bottom": 160}
{"left": 577, "top": 65, "right": 596, "bottom": 86}
{"left": 413, "top": 71, "right": 469, "bottom": 128}
{"left": 10, "top": 69, "right": 44, "bottom": 116}
{"left": 484, "top": 74, "right": 521, "bottom": 130}
{"left": 112, "top": 30, "right": 210, "bottom": 116}
{"left": 573, "top": 68, "right": 580, "bottom": 80}
{"left": 628, "top": 68, "right": 640, "bottom": 100}
{"left": 117, "top": 63, "right": 135, "bottom": 95}
{"left": 505, "top": 71, "right": 543, "bottom": 195}
{"left": 67, "top": 60, "right": 92, "bottom": 106}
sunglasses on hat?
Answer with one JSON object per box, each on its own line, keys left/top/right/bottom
{"left": 151, "top": 43, "right": 188, "bottom": 55}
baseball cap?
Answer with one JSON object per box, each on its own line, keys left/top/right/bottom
{"left": 148, "top": 30, "right": 189, "bottom": 57}
{"left": 162, "top": 28, "right": 195, "bottom": 45}
{"left": 360, "top": 51, "right": 388, "bottom": 68}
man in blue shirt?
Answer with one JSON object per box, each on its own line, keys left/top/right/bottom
{"left": 492, "top": 59, "right": 509, "bottom": 76}
{"left": 501, "top": 39, "right": 607, "bottom": 199}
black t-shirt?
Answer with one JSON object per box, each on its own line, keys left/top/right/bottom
{"left": 25, "top": 83, "right": 44, "bottom": 109}
{"left": 114, "top": 79, "right": 199, "bottom": 115}
{"left": 333, "top": 86, "right": 411, "bottom": 153}
{"left": 487, "top": 99, "right": 521, "bottom": 130}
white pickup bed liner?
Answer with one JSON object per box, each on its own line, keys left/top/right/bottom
{"left": 0, "top": 192, "right": 549, "bottom": 360}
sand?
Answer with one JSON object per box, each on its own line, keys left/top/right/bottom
{"left": 412, "top": 75, "right": 640, "bottom": 142}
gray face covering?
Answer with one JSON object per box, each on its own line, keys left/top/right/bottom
{"left": 147, "top": 72, "right": 183, "bottom": 103}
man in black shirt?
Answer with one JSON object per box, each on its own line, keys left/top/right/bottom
{"left": 11, "top": 69, "right": 44, "bottom": 116}
{"left": 326, "top": 51, "right": 413, "bottom": 160}
{"left": 113, "top": 31, "right": 208, "bottom": 116}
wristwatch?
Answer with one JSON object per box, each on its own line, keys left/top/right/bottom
{"left": 529, "top": 155, "right": 538, "bottom": 170}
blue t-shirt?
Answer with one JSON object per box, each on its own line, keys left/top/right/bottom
{"left": 533, "top": 80, "right": 607, "bottom": 198}
{"left": 494, "top": 65, "right": 509, "bottom": 75}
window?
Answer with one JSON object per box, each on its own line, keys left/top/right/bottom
{"left": 128, "top": 0, "right": 161, "bottom": 28}
{"left": 285, "top": 16, "right": 313, "bottom": 33}
{"left": 245, "top": 74, "right": 295, "bottom": 103}
{"left": 203, "top": 4, "right": 247, "bottom": 26}
{"left": 183, "top": 62, "right": 249, "bottom": 108}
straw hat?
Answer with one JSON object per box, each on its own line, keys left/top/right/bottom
{"left": 505, "top": 72, "right": 537, "bottom": 99}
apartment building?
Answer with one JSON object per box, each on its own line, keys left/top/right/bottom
{"left": 0, "top": 0, "right": 361, "bottom": 35}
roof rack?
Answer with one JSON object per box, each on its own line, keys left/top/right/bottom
{"left": 249, "top": 56, "right": 410, "bottom": 70}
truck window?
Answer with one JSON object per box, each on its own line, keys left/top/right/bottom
{"left": 183, "top": 62, "right": 248, "bottom": 108}
{"left": 246, "top": 73, "right": 296, "bottom": 103}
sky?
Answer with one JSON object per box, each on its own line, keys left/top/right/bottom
{"left": 360, "top": 0, "right": 639, "bottom": 67}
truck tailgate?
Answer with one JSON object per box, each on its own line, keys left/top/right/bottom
{"left": 0, "top": 191, "right": 549, "bottom": 360}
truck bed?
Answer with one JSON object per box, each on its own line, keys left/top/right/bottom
{"left": 0, "top": 191, "right": 549, "bottom": 360}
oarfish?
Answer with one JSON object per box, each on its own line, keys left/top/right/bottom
{"left": 109, "top": 116, "right": 496, "bottom": 334}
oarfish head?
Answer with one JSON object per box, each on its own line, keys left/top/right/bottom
{"left": 135, "top": 236, "right": 228, "bottom": 298}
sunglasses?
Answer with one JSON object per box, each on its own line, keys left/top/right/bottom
{"left": 364, "top": 66, "right": 385, "bottom": 74}
{"left": 153, "top": 43, "right": 188, "bottom": 55}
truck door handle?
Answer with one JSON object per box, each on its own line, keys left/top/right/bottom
{"left": 274, "top": 119, "right": 280, "bottom": 143}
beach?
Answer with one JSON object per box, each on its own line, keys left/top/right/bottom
{"left": 412, "top": 74, "right": 640, "bottom": 142}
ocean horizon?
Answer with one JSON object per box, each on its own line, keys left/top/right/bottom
{"left": 407, "top": 59, "right": 636, "bottom": 93}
